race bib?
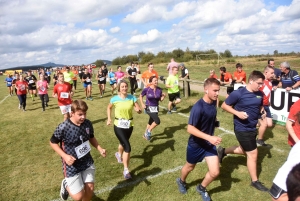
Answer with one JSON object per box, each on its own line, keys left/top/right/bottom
{"left": 60, "top": 92, "right": 69, "bottom": 98}
{"left": 74, "top": 141, "right": 91, "bottom": 159}
{"left": 40, "top": 85, "right": 45, "bottom": 92}
{"left": 174, "top": 80, "right": 178, "bottom": 85}
{"left": 100, "top": 77, "right": 105, "bottom": 81}
{"left": 148, "top": 106, "right": 158, "bottom": 113}
{"left": 7, "top": 82, "right": 11, "bottom": 85}
{"left": 86, "top": 78, "right": 91, "bottom": 82}
{"left": 110, "top": 77, "right": 115, "bottom": 80}
{"left": 117, "top": 119, "right": 131, "bottom": 129}
{"left": 29, "top": 80, "right": 35, "bottom": 84}
{"left": 20, "top": 85, "right": 25, "bottom": 90}
{"left": 79, "top": 71, "right": 82, "bottom": 73}
{"left": 132, "top": 72, "right": 136, "bottom": 76}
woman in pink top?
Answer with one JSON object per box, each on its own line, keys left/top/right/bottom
{"left": 115, "top": 66, "right": 125, "bottom": 84}
{"left": 37, "top": 73, "right": 49, "bottom": 111}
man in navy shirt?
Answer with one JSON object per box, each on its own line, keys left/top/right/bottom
{"left": 218, "top": 71, "right": 268, "bottom": 192}
{"left": 176, "top": 78, "right": 222, "bottom": 201}
{"left": 278, "top": 61, "right": 300, "bottom": 91}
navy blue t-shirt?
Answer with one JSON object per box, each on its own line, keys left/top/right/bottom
{"left": 225, "top": 87, "right": 263, "bottom": 132}
{"left": 281, "top": 70, "right": 300, "bottom": 88}
{"left": 188, "top": 98, "right": 217, "bottom": 148}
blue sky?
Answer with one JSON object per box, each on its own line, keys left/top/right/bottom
{"left": 0, "top": 0, "right": 299, "bottom": 69}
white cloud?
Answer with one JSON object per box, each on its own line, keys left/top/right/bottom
{"left": 86, "top": 18, "right": 112, "bottom": 28}
{"left": 110, "top": 27, "right": 121, "bottom": 33}
{"left": 128, "top": 29, "right": 161, "bottom": 44}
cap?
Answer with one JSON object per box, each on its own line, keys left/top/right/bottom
{"left": 179, "top": 63, "right": 185, "bottom": 67}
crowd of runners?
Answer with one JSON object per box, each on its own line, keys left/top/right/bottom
{"left": 3, "top": 59, "right": 300, "bottom": 201}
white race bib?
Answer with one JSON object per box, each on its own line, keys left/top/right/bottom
{"left": 29, "top": 80, "right": 34, "bottom": 84}
{"left": 100, "top": 77, "right": 105, "bottom": 81}
{"left": 117, "top": 119, "right": 131, "bottom": 129}
{"left": 79, "top": 71, "right": 82, "bottom": 73}
{"left": 132, "top": 72, "right": 136, "bottom": 76}
{"left": 20, "top": 85, "right": 25, "bottom": 91}
{"left": 7, "top": 82, "right": 11, "bottom": 85}
{"left": 148, "top": 106, "right": 158, "bottom": 113}
{"left": 74, "top": 141, "right": 91, "bottom": 159}
{"left": 110, "top": 77, "right": 115, "bottom": 81}
{"left": 40, "top": 86, "right": 45, "bottom": 92}
{"left": 174, "top": 80, "right": 178, "bottom": 85}
{"left": 60, "top": 92, "right": 69, "bottom": 98}
{"left": 86, "top": 79, "right": 91, "bottom": 82}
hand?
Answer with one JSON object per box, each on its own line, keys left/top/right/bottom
{"left": 237, "top": 111, "right": 248, "bottom": 120}
{"left": 63, "top": 154, "right": 76, "bottom": 166}
{"left": 261, "top": 113, "right": 266, "bottom": 120}
{"left": 273, "top": 86, "right": 278, "bottom": 90}
{"left": 107, "top": 119, "right": 111, "bottom": 125}
{"left": 286, "top": 87, "right": 292, "bottom": 92}
{"left": 208, "top": 136, "right": 222, "bottom": 146}
{"left": 99, "top": 149, "right": 106, "bottom": 157}
{"left": 142, "top": 104, "right": 146, "bottom": 109}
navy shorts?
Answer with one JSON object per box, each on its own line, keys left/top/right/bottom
{"left": 263, "top": 105, "right": 272, "bottom": 118}
{"left": 186, "top": 144, "right": 217, "bottom": 164}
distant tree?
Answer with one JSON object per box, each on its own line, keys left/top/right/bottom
{"left": 274, "top": 50, "right": 278, "bottom": 55}
{"left": 186, "top": 47, "right": 190, "bottom": 53}
{"left": 112, "top": 57, "right": 123, "bottom": 65}
{"left": 94, "top": 59, "right": 103, "bottom": 67}
{"left": 172, "top": 48, "right": 184, "bottom": 59}
{"left": 141, "top": 52, "right": 155, "bottom": 64}
{"left": 223, "top": 49, "right": 233, "bottom": 58}
{"left": 183, "top": 52, "right": 193, "bottom": 62}
{"left": 156, "top": 51, "right": 166, "bottom": 58}
{"left": 138, "top": 51, "right": 146, "bottom": 60}
{"left": 127, "top": 55, "right": 138, "bottom": 63}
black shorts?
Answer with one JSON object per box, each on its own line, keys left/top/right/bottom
{"left": 98, "top": 80, "right": 106, "bottom": 84}
{"left": 235, "top": 130, "right": 257, "bottom": 152}
{"left": 168, "top": 91, "right": 180, "bottom": 102}
{"left": 28, "top": 85, "right": 36, "bottom": 90}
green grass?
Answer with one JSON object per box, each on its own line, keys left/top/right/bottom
{"left": 0, "top": 56, "right": 298, "bottom": 201}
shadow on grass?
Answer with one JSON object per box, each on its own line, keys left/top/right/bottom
{"left": 91, "top": 118, "right": 107, "bottom": 124}
{"left": 92, "top": 194, "right": 105, "bottom": 201}
{"left": 150, "top": 123, "right": 187, "bottom": 142}
{"left": 106, "top": 167, "right": 162, "bottom": 201}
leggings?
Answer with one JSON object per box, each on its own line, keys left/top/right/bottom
{"left": 38, "top": 94, "right": 49, "bottom": 109}
{"left": 146, "top": 111, "right": 160, "bottom": 125}
{"left": 129, "top": 78, "right": 138, "bottom": 95}
{"left": 114, "top": 125, "right": 133, "bottom": 153}
{"left": 17, "top": 94, "right": 27, "bottom": 109}
{"left": 73, "top": 80, "right": 77, "bottom": 90}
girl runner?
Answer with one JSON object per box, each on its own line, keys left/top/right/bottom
{"left": 15, "top": 74, "right": 28, "bottom": 111}
{"left": 37, "top": 73, "right": 49, "bottom": 111}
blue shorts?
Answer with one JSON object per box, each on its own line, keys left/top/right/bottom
{"left": 186, "top": 144, "right": 217, "bottom": 164}
{"left": 83, "top": 82, "right": 92, "bottom": 88}
{"left": 263, "top": 105, "right": 272, "bottom": 118}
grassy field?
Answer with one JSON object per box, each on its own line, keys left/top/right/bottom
{"left": 0, "top": 56, "right": 299, "bottom": 201}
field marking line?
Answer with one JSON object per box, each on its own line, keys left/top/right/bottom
{"left": 0, "top": 95, "right": 10, "bottom": 104}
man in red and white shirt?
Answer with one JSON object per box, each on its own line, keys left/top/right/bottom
{"left": 257, "top": 66, "right": 275, "bottom": 146}
{"left": 53, "top": 73, "right": 73, "bottom": 121}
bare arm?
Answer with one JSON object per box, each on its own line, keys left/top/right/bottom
{"left": 134, "top": 102, "right": 142, "bottom": 114}
{"left": 107, "top": 103, "right": 113, "bottom": 125}
{"left": 139, "top": 94, "right": 146, "bottom": 109}
{"left": 89, "top": 137, "right": 106, "bottom": 157}
{"left": 49, "top": 142, "right": 76, "bottom": 166}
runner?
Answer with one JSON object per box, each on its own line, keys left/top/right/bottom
{"left": 115, "top": 66, "right": 126, "bottom": 84}
{"left": 37, "top": 73, "right": 49, "bottom": 111}
{"left": 97, "top": 68, "right": 105, "bottom": 98}
{"left": 166, "top": 66, "right": 181, "bottom": 114}
{"left": 5, "top": 74, "right": 14, "bottom": 96}
{"left": 176, "top": 78, "right": 221, "bottom": 201}
{"left": 78, "top": 66, "right": 84, "bottom": 83}
{"left": 108, "top": 67, "right": 117, "bottom": 95}
{"left": 15, "top": 74, "right": 28, "bottom": 111}
{"left": 46, "top": 69, "right": 51, "bottom": 84}
{"left": 139, "top": 76, "right": 166, "bottom": 141}
{"left": 53, "top": 70, "right": 59, "bottom": 86}
{"left": 71, "top": 66, "right": 78, "bottom": 90}
{"left": 127, "top": 62, "right": 138, "bottom": 95}
{"left": 82, "top": 68, "right": 93, "bottom": 100}
{"left": 53, "top": 73, "right": 73, "bottom": 121}
{"left": 101, "top": 65, "right": 108, "bottom": 95}
{"left": 286, "top": 98, "right": 300, "bottom": 146}
{"left": 25, "top": 70, "right": 37, "bottom": 101}
{"left": 12, "top": 73, "right": 20, "bottom": 96}
{"left": 257, "top": 66, "right": 275, "bottom": 146}
{"left": 50, "top": 100, "right": 106, "bottom": 201}
{"left": 107, "top": 80, "right": 142, "bottom": 179}
{"left": 63, "top": 67, "right": 75, "bottom": 89}
{"left": 141, "top": 63, "right": 159, "bottom": 88}
{"left": 218, "top": 70, "right": 268, "bottom": 192}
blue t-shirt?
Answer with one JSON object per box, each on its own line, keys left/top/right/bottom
{"left": 225, "top": 87, "right": 263, "bottom": 132}
{"left": 281, "top": 70, "right": 300, "bottom": 88}
{"left": 108, "top": 72, "right": 117, "bottom": 85}
{"left": 5, "top": 77, "right": 13, "bottom": 87}
{"left": 141, "top": 87, "right": 163, "bottom": 106}
{"left": 188, "top": 98, "right": 217, "bottom": 148}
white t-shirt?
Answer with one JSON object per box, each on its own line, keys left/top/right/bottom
{"left": 273, "top": 141, "right": 300, "bottom": 191}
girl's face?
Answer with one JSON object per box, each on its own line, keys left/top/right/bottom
{"left": 118, "top": 67, "right": 121, "bottom": 72}
{"left": 40, "top": 74, "right": 44, "bottom": 80}
{"left": 151, "top": 77, "right": 158, "bottom": 86}
{"left": 119, "top": 82, "right": 128, "bottom": 94}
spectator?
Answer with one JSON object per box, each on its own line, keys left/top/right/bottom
{"left": 279, "top": 61, "right": 300, "bottom": 91}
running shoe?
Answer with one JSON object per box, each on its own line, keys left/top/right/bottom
{"left": 167, "top": 111, "right": 172, "bottom": 114}
{"left": 89, "top": 97, "right": 93, "bottom": 101}
{"left": 22, "top": 109, "right": 26, "bottom": 112}
{"left": 86, "top": 97, "right": 88, "bottom": 100}
{"left": 60, "top": 179, "right": 69, "bottom": 200}
{"left": 143, "top": 133, "right": 151, "bottom": 141}
{"left": 251, "top": 180, "right": 268, "bottom": 191}
{"left": 196, "top": 184, "right": 211, "bottom": 201}
{"left": 172, "top": 106, "right": 177, "bottom": 111}
{"left": 217, "top": 146, "right": 225, "bottom": 164}
{"left": 256, "top": 139, "right": 268, "bottom": 147}
{"left": 176, "top": 178, "right": 187, "bottom": 194}
{"left": 115, "top": 152, "right": 122, "bottom": 163}
{"left": 123, "top": 169, "right": 132, "bottom": 179}
{"left": 45, "top": 103, "right": 48, "bottom": 107}
{"left": 18, "top": 104, "right": 21, "bottom": 109}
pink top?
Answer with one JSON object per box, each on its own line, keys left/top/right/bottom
{"left": 115, "top": 71, "right": 125, "bottom": 81}
{"left": 37, "top": 80, "right": 48, "bottom": 94}
{"left": 167, "top": 61, "right": 178, "bottom": 75}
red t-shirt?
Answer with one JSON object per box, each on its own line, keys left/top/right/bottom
{"left": 287, "top": 100, "right": 300, "bottom": 146}
{"left": 141, "top": 70, "right": 159, "bottom": 87}
{"left": 259, "top": 80, "right": 273, "bottom": 105}
{"left": 53, "top": 82, "right": 72, "bottom": 106}
{"left": 233, "top": 70, "right": 246, "bottom": 83}
{"left": 15, "top": 80, "right": 28, "bottom": 95}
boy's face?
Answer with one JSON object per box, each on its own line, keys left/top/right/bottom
{"left": 71, "top": 110, "right": 86, "bottom": 124}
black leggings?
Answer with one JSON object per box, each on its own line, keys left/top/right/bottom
{"left": 114, "top": 125, "right": 133, "bottom": 153}
{"left": 39, "top": 94, "right": 49, "bottom": 109}
{"left": 17, "top": 94, "right": 27, "bottom": 109}
{"left": 73, "top": 80, "right": 77, "bottom": 90}
{"left": 129, "top": 78, "right": 138, "bottom": 95}
{"left": 146, "top": 111, "right": 160, "bottom": 125}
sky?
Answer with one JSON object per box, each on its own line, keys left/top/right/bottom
{"left": 0, "top": 0, "right": 299, "bottom": 69}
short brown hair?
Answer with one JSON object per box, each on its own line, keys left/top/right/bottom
{"left": 71, "top": 100, "right": 88, "bottom": 113}
{"left": 204, "top": 78, "right": 220, "bottom": 88}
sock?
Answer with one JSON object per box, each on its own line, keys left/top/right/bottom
{"left": 198, "top": 184, "right": 206, "bottom": 191}
{"left": 179, "top": 179, "right": 186, "bottom": 184}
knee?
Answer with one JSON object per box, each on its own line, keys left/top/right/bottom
{"left": 155, "top": 118, "right": 160, "bottom": 125}
{"left": 70, "top": 190, "right": 84, "bottom": 201}
{"left": 124, "top": 145, "right": 131, "bottom": 153}
{"left": 209, "top": 169, "right": 220, "bottom": 178}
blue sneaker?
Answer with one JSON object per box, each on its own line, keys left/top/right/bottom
{"left": 89, "top": 97, "right": 93, "bottom": 101}
{"left": 167, "top": 111, "right": 172, "bottom": 114}
{"left": 143, "top": 131, "right": 151, "bottom": 141}
{"left": 176, "top": 178, "right": 187, "bottom": 194}
{"left": 196, "top": 185, "right": 211, "bottom": 201}
{"left": 172, "top": 106, "right": 177, "bottom": 111}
